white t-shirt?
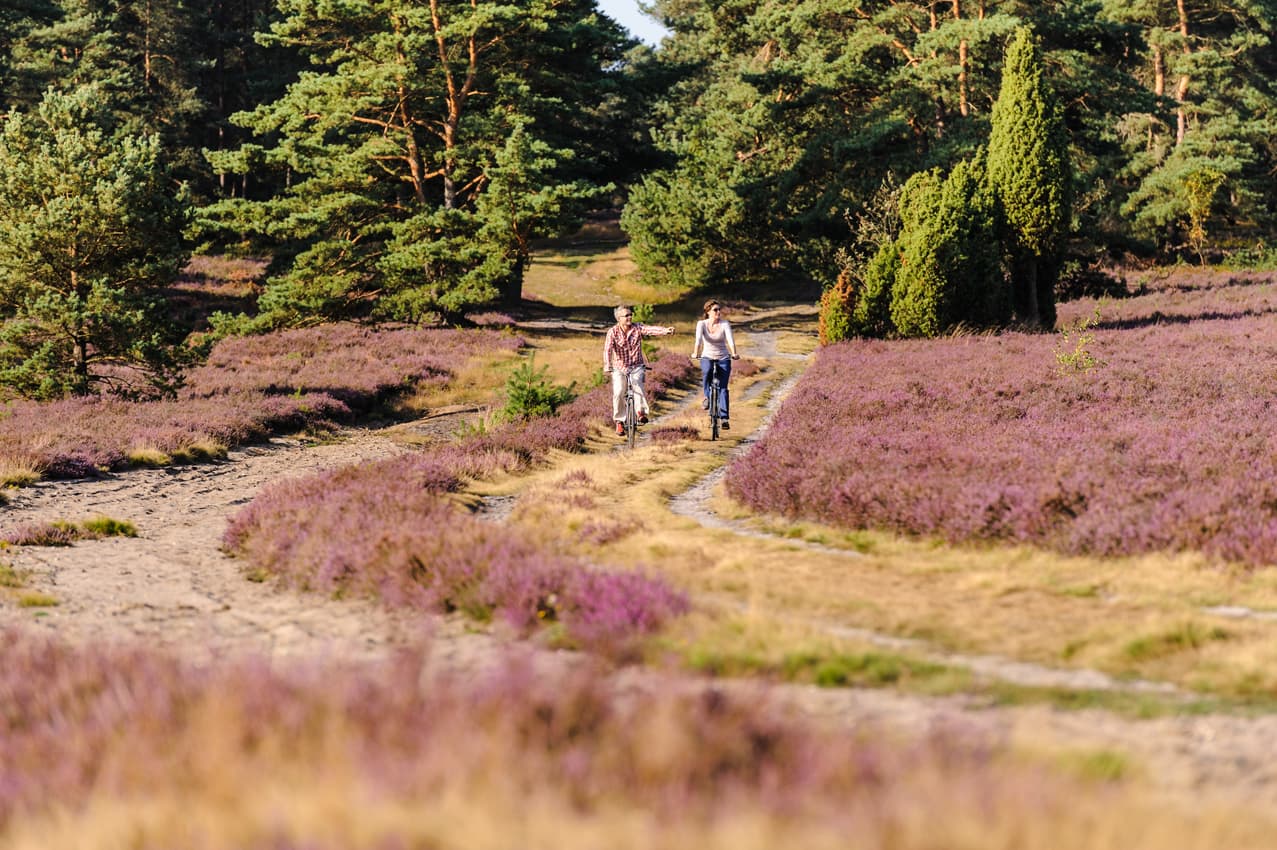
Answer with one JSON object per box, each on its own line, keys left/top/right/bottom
{"left": 694, "top": 319, "right": 735, "bottom": 359}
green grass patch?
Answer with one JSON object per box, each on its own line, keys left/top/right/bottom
{"left": 80, "top": 516, "right": 138, "bottom": 538}
{"left": 1124, "top": 622, "right": 1232, "bottom": 662}
{"left": 0, "top": 563, "right": 28, "bottom": 588}
{"left": 977, "top": 678, "right": 1269, "bottom": 718}
{"left": 684, "top": 645, "right": 967, "bottom": 692}
{"left": 682, "top": 638, "right": 1277, "bottom": 716}
{"left": 17, "top": 591, "right": 58, "bottom": 608}
{"left": 1056, "top": 748, "right": 1132, "bottom": 783}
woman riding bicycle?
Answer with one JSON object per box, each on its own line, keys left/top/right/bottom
{"left": 603, "top": 305, "right": 674, "bottom": 437}
{"left": 691, "top": 299, "right": 739, "bottom": 430}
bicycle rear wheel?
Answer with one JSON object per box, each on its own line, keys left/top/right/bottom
{"left": 709, "top": 382, "right": 720, "bottom": 441}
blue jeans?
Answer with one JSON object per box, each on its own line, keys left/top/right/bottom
{"left": 700, "top": 357, "right": 731, "bottom": 418}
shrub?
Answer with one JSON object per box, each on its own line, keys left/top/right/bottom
{"left": 3, "top": 521, "right": 80, "bottom": 546}
{"left": 0, "top": 325, "right": 521, "bottom": 483}
{"left": 0, "top": 628, "right": 1119, "bottom": 849}
{"left": 501, "top": 354, "right": 576, "bottom": 421}
{"left": 818, "top": 269, "right": 856, "bottom": 345}
{"left": 3, "top": 516, "right": 137, "bottom": 546}
{"left": 854, "top": 241, "right": 900, "bottom": 337}
{"left": 890, "top": 159, "right": 1006, "bottom": 337}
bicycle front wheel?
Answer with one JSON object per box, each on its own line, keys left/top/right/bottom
{"left": 625, "top": 393, "right": 638, "bottom": 449}
{"left": 709, "top": 383, "right": 720, "bottom": 441}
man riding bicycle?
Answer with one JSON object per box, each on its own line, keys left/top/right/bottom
{"left": 603, "top": 305, "right": 674, "bottom": 437}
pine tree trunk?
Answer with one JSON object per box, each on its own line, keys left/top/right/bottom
{"left": 498, "top": 254, "right": 525, "bottom": 305}
{"left": 1011, "top": 253, "right": 1040, "bottom": 328}
{"left": 1175, "top": 0, "right": 1191, "bottom": 146}
{"left": 1035, "top": 256, "right": 1058, "bottom": 330}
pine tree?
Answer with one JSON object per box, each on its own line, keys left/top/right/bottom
{"left": 1105, "top": 0, "right": 1277, "bottom": 258}
{"left": 0, "top": 86, "right": 189, "bottom": 398}
{"left": 198, "top": 0, "right": 626, "bottom": 326}
{"left": 986, "top": 26, "right": 1069, "bottom": 328}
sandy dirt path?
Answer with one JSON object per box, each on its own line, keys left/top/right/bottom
{"left": 0, "top": 419, "right": 495, "bottom": 664}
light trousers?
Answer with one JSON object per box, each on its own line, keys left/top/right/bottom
{"left": 611, "top": 365, "right": 649, "bottom": 421}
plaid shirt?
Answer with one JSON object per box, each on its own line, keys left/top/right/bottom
{"left": 603, "top": 323, "right": 662, "bottom": 370}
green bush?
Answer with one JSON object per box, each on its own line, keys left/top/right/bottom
{"left": 943, "top": 156, "right": 1008, "bottom": 328}
{"left": 818, "top": 271, "right": 855, "bottom": 345}
{"left": 501, "top": 355, "right": 576, "bottom": 421}
{"left": 890, "top": 170, "right": 950, "bottom": 337}
{"left": 889, "top": 159, "right": 1007, "bottom": 337}
{"left": 854, "top": 241, "right": 899, "bottom": 337}
{"left": 821, "top": 180, "right": 903, "bottom": 343}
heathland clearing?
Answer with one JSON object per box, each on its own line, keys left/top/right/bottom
{"left": 4, "top": 254, "right": 1277, "bottom": 845}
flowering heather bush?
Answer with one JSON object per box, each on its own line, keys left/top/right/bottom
{"left": 1, "top": 516, "right": 136, "bottom": 547}
{"left": 1057, "top": 269, "right": 1277, "bottom": 331}
{"left": 465, "top": 310, "right": 516, "bottom": 327}
{"left": 2, "top": 628, "right": 1141, "bottom": 850}
{"left": 186, "top": 324, "right": 513, "bottom": 406}
{"left": 650, "top": 425, "right": 700, "bottom": 444}
{"left": 225, "top": 352, "right": 696, "bottom": 651}
{"left": 730, "top": 273, "right": 1277, "bottom": 565}
{"left": 0, "top": 325, "right": 520, "bottom": 482}
{"left": 164, "top": 255, "right": 266, "bottom": 331}
{"left": 564, "top": 569, "right": 690, "bottom": 653}
{"left": 2, "top": 521, "right": 81, "bottom": 546}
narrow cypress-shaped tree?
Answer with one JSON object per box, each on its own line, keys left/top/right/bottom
{"left": 986, "top": 26, "right": 1070, "bottom": 329}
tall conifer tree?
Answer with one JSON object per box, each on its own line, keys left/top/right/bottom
{"left": 986, "top": 26, "right": 1069, "bottom": 328}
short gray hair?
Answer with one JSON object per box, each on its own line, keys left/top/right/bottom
{"left": 614, "top": 305, "right": 632, "bottom": 320}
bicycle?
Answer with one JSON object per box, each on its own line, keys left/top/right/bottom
{"left": 707, "top": 365, "right": 721, "bottom": 441}
{"left": 695, "top": 356, "right": 727, "bottom": 441}
{"left": 615, "top": 365, "right": 643, "bottom": 449}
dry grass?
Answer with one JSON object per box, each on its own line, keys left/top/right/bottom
{"left": 7, "top": 777, "right": 1275, "bottom": 850}
{"left": 0, "top": 563, "right": 28, "bottom": 589}
{"left": 127, "top": 446, "right": 172, "bottom": 467}
{"left": 473, "top": 341, "right": 1277, "bottom": 701}
{"left": 16, "top": 591, "right": 58, "bottom": 607}
{"left": 522, "top": 243, "right": 685, "bottom": 308}
{"left": 2, "top": 635, "right": 1274, "bottom": 850}
{"left": 398, "top": 346, "right": 524, "bottom": 414}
